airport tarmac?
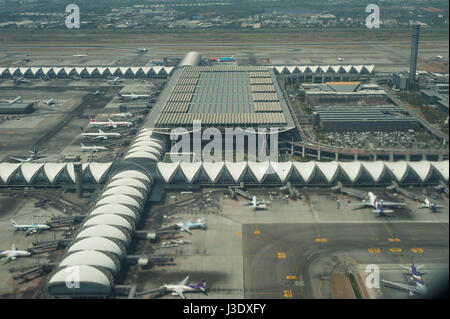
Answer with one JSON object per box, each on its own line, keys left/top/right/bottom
{"left": 131, "top": 188, "right": 449, "bottom": 299}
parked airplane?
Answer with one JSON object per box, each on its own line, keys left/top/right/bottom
{"left": 2, "top": 96, "right": 21, "bottom": 104}
{"left": 109, "top": 76, "right": 122, "bottom": 84}
{"left": 251, "top": 196, "right": 268, "bottom": 210}
{"left": 80, "top": 128, "right": 120, "bottom": 140}
{"left": 382, "top": 261, "right": 427, "bottom": 296}
{"left": 80, "top": 143, "right": 108, "bottom": 152}
{"left": 94, "top": 90, "right": 104, "bottom": 95}
{"left": 42, "top": 98, "right": 55, "bottom": 105}
{"left": 418, "top": 198, "right": 444, "bottom": 212}
{"left": 0, "top": 244, "right": 32, "bottom": 263}
{"left": 116, "top": 92, "right": 151, "bottom": 100}
{"left": 88, "top": 117, "right": 132, "bottom": 128}
{"left": 34, "top": 199, "right": 49, "bottom": 208}
{"left": 9, "top": 147, "right": 45, "bottom": 163}
{"left": 136, "top": 275, "right": 208, "bottom": 299}
{"left": 139, "top": 48, "right": 150, "bottom": 53}
{"left": 246, "top": 197, "right": 272, "bottom": 206}
{"left": 337, "top": 56, "right": 344, "bottom": 62}
{"left": 175, "top": 218, "right": 207, "bottom": 234}
{"left": 433, "top": 181, "right": 449, "bottom": 197}
{"left": 73, "top": 53, "right": 88, "bottom": 57}
{"left": 210, "top": 55, "right": 235, "bottom": 62}
{"left": 10, "top": 220, "right": 51, "bottom": 236}
{"left": 110, "top": 112, "right": 133, "bottom": 119}
{"left": 349, "top": 192, "right": 407, "bottom": 215}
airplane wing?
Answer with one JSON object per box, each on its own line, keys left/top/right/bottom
{"left": 381, "top": 201, "right": 407, "bottom": 207}
{"left": 9, "top": 157, "right": 26, "bottom": 162}
{"left": 180, "top": 227, "right": 192, "bottom": 235}
{"left": 178, "top": 275, "right": 190, "bottom": 286}
{"left": 382, "top": 279, "right": 419, "bottom": 295}
{"left": 173, "top": 287, "right": 186, "bottom": 299}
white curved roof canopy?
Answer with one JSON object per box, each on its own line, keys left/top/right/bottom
{"left": 44, "top": 163, "right": 67, "bottom": 183}
{"left": 157, "top": 162, "right": 180, "bottom": 183}
{"left": 110, "top": 170, "right": 150, "bottom": 183}
{"left": 107, "top": 177, "right": 148, "bottom": 191}
{"left": 180, "top": 162, "right": 202, "bottom": 183}
{"left": 90, "top": 203, "right": 139, "bottom": 220}
{"left": 76, "top": 225, "right": 130, "bottom": 245}
{"left": 316, "top": 162, "right": 339, "bottom": 183}
{"left": 339, "top": 162, "right": 362, "bottom": 183}
{"left": 431, "top": 161, "right": 449, "bottom": 182}
{"left": 362, "top": 161, "right": 386, "bottom": 183}
{"left": 59, "top": 251, "right": 119, "bottom": 274}
{"left": 88, "top": 162, "right": 113, "bottom": 183}
{"left": 385, "top": 161, "right": 409, "bottom": 182}
{"left": 123, "top": 152, "right": 158, "bottom": 161}
{"left": 48, "top": 265, "right": 111, "bottom": 293}
{"left": 102, "top": 186, "right": 144, "bottom": 200}
{"left": 225, "top": 162, "right": 248, "bottom": 182}
{"left": 84, "top": 214, "right": 134, "bottom": 231}
{"left": 408, "top": 161, "right": 432, "bottom": 182}
{"left": 247, "top": 162, "right": 271, "bottom": 183}
{"left": 96, "top": 194, "right": 140, "bottom": 209}
{"left": 202, "top": 162, "right": 224, "bottom": 183}
{"left": 67, "top": 237, "right": 124, "bottom": 257}
{"left": 292, "top": 162, "right": 316, "bottom": 183}
{"left": 21, "top": 163, "right": 44, "bottom": 183}
{"left": 0, "top": 163, "right": 21, "bottom": 184}
{"left": 271, "top": 161, "right": 293, "bottom": 183}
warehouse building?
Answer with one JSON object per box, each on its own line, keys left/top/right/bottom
{"left": 0, "top": 102, "right": 34, "bottom": 114}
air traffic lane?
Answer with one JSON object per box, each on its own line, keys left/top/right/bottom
{"left": 183, "top": 303, "right": 266, "bottom": 317}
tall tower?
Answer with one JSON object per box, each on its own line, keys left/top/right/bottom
{"left": 408, "top": 24, "right": 420, "bottom": 89}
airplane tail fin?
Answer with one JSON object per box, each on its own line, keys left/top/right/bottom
{"left": 10, "top": 220, "right": 16, "bottom": 228}
{"left": 252, "top": 196, "right": 256, "bottom": 207}
{"left": 99, "top": 129, "right": 104, "bottom": 134}
{"left": 11, "top": 244, "right": 16, "bottom": 251}
{"left": 80, "top": 143, "right": 85, "bottom": 148}
{"left": 80, "top": 127, "right": 85, "bottom": 133}
{"left": 89, "top": 117, "right": 95, "bottom": 122}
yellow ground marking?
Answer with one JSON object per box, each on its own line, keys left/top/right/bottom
{"left": 253, "top": 230, "right": 260, "bottom": 235}
{"left": 1, "top": 144, "right": 7, "bottom": 147}
{"left": 8, "top": 131, "right": 15, "bottom": 134}
{"left": 411, "top": 248, "right": 424, "bottom": 253}
{"left": 50, "top": 138, "right": 55, "bottom": 141}
{"left": 368, "top": 248, "right": 381, "bottom": 253}
{"left": 43, "top": 148, "right": 48, "bottom": 151}
{"left": 283, "top": 290, "right": 293, "bottom": 298}
{"left": 20, "top": 132, "right": 24, "bottom": 135}
{"left": 315, "top": 238, "right": 327, "bottom": 243}
{"left": 389, "top": 248, "right": 402, "bottom": 253}
{"left": 235, "top": 231, "right": 241, "bottom": 235}
{"left": 277, "top": 252, "right": 286, "bottom": 259}
{"left": 63, "top": 126, "right": 68, "bottom": 129}
{"left": 286, "top": 275, "right": 297, "bottom": 280}
{"left": 388, "top": 238, "right": 401, "bottom": 242}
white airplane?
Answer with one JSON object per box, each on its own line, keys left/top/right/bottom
{"left": 80, "top": 127, "right": 120, "bottom": 140}
{"left": 175, "top": 218, "right": 207, "bottom": 234}
{"left": 349, "top": 192, "right": 406, "bottom": 215}
{"left": 418, "top": 198, "right": 445, "bottom": 213}
{"left": 247, "top": 197, "right": 272, "bottom": 206}
{"left": 42, "top": 98, "right": 55, "bottom": 105}
{"left": 110, "top": 112, "right": 133, "bottom": 119}
{"left": 116, "top": 92, "right": 151, "bottom": 100}
{"left": 9, "top": 148, "right": 45, "bottom": 163}
{"left": 2, "top": 96, "right": 21, "bottom": 104}
{"left": 382, "top": 262, "right": 427, "bottom": 296}
{"left": 136, "top": 275, "right": 207, "bottom": 299}
{"left": 10, "top": 220, "right": 50, "bottom": 235}
{"left": 94, "top": 90, "right": 104, "bottom": 95}
{"left": 88, "top": 117, "right": 132, "bottom": 128}
{"left": 73, "top": 53, "right": 88, "bottom": 57}
{"left": 337, "top": 56, "right": 344, "bottom": 62}
{"left": 0, "top": 244, "right": 32, "bottom": 262}
{"left": 436, "top": 55, "right": 444, "bottom": 60}
{"left": 251, "top": 196, "right": 268, "bottom": 210}
{"left": 109, "top": 76, "right": 122, "bottom": 84}
{"left": 80, "top": 143, "right": 108, "bottom": 152}
{"left": 11, "top": 76, "right": 31, "bottom": 85}
{"left": 139, "top": 48, "right": 150, "bottom": 53}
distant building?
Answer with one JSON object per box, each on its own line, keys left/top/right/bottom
{"left": 393, "top": 73, "right": 409, "bottom": 90}
{"left": 0, "top": 102, "right": 34, "bottom": 114}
